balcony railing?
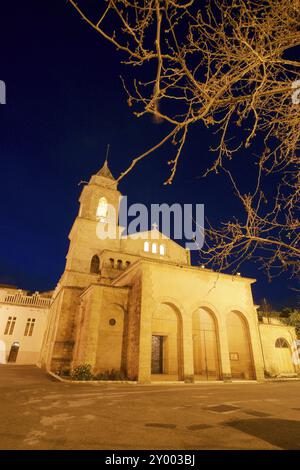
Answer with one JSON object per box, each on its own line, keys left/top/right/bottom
{"left": 0, "top": 291, "right": 51, "bottom": 309}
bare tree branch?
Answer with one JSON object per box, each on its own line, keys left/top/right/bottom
{"left": 68, "top": 0, "right": 300, "bottom": 280}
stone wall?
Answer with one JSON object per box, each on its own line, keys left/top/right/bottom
{"left": 45, "top": 287, "right": 82, "bottom": 373}
{"left": 259, "top": 321, "right": 297, "bottom": 376}
{"left": 115, "top": 259, "right": 266, "bottom": 382}
{"left": 0, "top": 291, "right": 50, "bottom": 365}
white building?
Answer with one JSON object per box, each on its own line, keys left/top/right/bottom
{"left": 0, "top": 286, "right": 51, "bottom": 364}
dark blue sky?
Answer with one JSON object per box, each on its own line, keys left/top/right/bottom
{"left": 0, "top": 1, "right": 297, "bottom": 308}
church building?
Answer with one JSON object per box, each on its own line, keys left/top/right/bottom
{"left": 39, "top": 162, "right": 298, "bottom": 382}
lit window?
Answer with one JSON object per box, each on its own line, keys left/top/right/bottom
{"left": 4, "top": 316, "right": 16, "bottom": 335}
{"left": 96, "top": 197, "right": 108, "bottom": 221}
{"left": 159, "top": 244, "right": 165, "bottom": 256}
{"left": 152, "top": 243, "right": 157, "bottom": 254}
{"left": 144, "top": 241, "right": 149, "bottom": 252}
{"left": 24, "top": 318, "right": 36, "bottom": 337}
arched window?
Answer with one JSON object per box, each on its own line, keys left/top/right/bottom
{"left": 90, "top": 255, "right": 100, "bottom": 274}
{"left": 126, "top": 261, "right": 131, "bottom": 268}
{"left": 96, "top": 196, "right": 108, "bottom": 221}
{"left": 117, "top": 259, "right": 123, "bottom": 270}
{"left": 159, "top": 244, "right": 165, "bottom": 256}
{"left": 275, "top": 338, "right": 289, "bottom": 348}
{"left": 152, "top": 243, "right": 157, "bottom": 254}
{"left": 109, "top": 258, "right": 114, "bottom": 268}
{"left": 144, "top": 241, "right": 149, "bottom": 252}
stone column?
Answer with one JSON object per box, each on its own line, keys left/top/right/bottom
{"left": 218, "top": 318, "right": 232, "bottom": 381}
{"left": 248, "top": 314, "right": 265, "bottom": 381}
{"left": 81, "top": 288, "right": 102, "bottom": 370}
{"left": 137, "top": 266, "right": 153, "bottom": 383}
{"left": 137, "top": 304, "right": 152, "bottom": 383}
{"left": 182, "top": 317, "right": 194, "bottom": 382}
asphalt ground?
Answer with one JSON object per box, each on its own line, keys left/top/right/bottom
{"left": 0, "top": 365, "right": 300, "bottom": 450}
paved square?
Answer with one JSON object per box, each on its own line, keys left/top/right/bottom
{"left": 0, "top": 366, "right": 300, "bottom": 450}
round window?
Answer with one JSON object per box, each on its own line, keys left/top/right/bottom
{"left": 109, "top": 318, "right": 116, "bottom": 326}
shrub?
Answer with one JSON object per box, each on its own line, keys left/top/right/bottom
{"left": 93, "top": 370, "right": 110, "bottom": 381}
{"left": 93, "top": 369, "right": 127, "bottom": 381}
{"left": 71, "top": 363, "right": 93, "bottom": 381}
{"left": 110, "top": 369, "right": 126, "bottom": 380}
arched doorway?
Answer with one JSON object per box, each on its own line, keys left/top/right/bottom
{"left": 8, "top": 342, "right": 20, "bottom": 363}
{"left": 151, "top": 303, "right": 182, "bottom": 380}
{"left": 275, "top": 338, "right": 294, "bottom": 374}
{"left": 0, "top": 340, "right": 6, "bottom": 364}
{"left": 192, "top": 308, "right": 220, "bottom": 381}
{"left": 227, "top": 311, "right": 255, "bottom": 380}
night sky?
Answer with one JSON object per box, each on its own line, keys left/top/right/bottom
{"left": 0, "top": 1, "right": 297, "bottom": 308}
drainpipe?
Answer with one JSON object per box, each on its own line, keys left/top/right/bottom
{"left": 257, "top": 319, "right": 267, "bottom": 375}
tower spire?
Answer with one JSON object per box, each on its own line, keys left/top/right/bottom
{"left": 105, "top": 143, "right": 110, "bottom": 163}
{"left": 97, "top": 144, "right": 115, "bottom": 180}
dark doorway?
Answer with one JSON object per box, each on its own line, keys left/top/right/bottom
{"left": 90, "top": 255, "right": 100, "bottom": 274}
{"left": 8, "top": 342, "right": 20, "bottom": 363}
{"left": 151, "top": 335, "right": 163, "bottom": 374}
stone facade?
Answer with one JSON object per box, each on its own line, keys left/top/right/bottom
{"left": 258, "top": 318, "right": 297, "bottom": 376}
{"left": 0, "top": 286, "right": 51, "bottom": 364}
{"left": 39, "top": 162, "right": 299, "bottom": 381}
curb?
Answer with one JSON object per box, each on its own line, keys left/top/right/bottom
{"left": 47, "top": 371, "right": 300, "bottom": 385}
{"left": 265, "top": 377, "right": 300, "bottom": 382}
{"left": 47, "top": 371, "right": 137, "bottom": 385}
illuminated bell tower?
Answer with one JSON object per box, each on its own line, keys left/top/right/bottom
{"left": 39, "top": 160, "right": 122, "bottom": 372}
{"left": 62, "top": 160, "right": 122, "bottom": 287}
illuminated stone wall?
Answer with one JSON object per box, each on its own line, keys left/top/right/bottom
{"left": 259, "top": 320, "right": 297, "bottom": 376}
{"left": 0, "top": 288, "right": 50, "bottom": 365}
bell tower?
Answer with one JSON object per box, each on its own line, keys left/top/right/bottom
{"left": 78, "top": 160, "right": 120, "bottom": 221}
{"left": 39, "top": 159, "right": 123, "bottom": 372}
{"left": 62, "top": 160, "right": 122, "bottom": 288}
